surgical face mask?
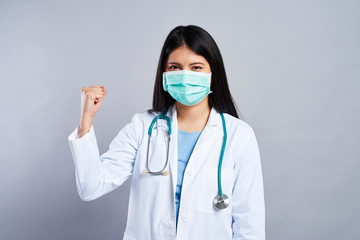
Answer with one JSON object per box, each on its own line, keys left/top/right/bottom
{"left": 162, "top": 70, "right": 212, "bottom": 106}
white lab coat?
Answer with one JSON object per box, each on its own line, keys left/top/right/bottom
{"left": 68, "top": 103, "right": 265, "bottom": 240}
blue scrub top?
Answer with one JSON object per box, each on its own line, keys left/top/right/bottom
{"left": 176, "top": 129, "right": 202, "bottom": 229}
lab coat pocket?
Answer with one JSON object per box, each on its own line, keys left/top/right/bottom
{"left": 197, "top": 166, "right": 234, "bottom": 214}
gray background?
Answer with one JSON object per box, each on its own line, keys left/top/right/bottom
{"left": 1, "top": 0, "right": 359, "bottom": 239}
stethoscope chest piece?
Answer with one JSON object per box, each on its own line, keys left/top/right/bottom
{"left": 214, "top": 194, "right": 230, "bottom": 209}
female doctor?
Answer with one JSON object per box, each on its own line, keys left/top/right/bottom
{"left": 68, "top": 25, "right": 265, "bottom": 240}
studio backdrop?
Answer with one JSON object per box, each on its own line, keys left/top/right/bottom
{"left": 1, "top": 0, "right": 359, "bottom": 239}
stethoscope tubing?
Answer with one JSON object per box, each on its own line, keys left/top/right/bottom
{"left": 218, "top": 112, "right": 227, "bottom": 197}
{"left": 144, "top": 108, "right": 229, "bottom": 209}
{"left": 146, "top": 134, "right": 171, "bottom": 175}
{"left": 145, "top": 110, "right": 171, "bottom": 175}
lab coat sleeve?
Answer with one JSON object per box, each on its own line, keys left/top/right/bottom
{"left": 232, "top": 127, "right": 265, "bottom": 240}
{"left": 67, "top": 113, "right": 142, "bottom": 201}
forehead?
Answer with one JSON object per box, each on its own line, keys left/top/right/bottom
{"left": 167, "top": 45, "right": 207, "bottom": 63}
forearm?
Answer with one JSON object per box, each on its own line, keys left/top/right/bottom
{"left": 78, "top": 116, "right": 94, "bottom": 138}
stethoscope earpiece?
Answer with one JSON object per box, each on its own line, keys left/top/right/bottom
{"left": 142, "top": 169, "right": 169, "bottom": 176}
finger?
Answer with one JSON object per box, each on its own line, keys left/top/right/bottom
{"left": 87, "top": 92, "right": 103, "bottom": 100}
{"left": 101, "top": 89, "right": 107, "bottom": 98}
{"left": 94, "top": 93, "right": 103, "bottom": 99}
{"left": 93, "top": 91, "right": 104, "bottom": 95}
{"left": 88, "top": 85, "right": 103, "bottom": 90}
{"left": 88, "top": 89, "right": 104, "bottom": 95}
{"left": 88, "top": 88, "right": 103, "bottom": 93}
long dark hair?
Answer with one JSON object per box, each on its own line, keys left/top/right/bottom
{"left": 148, "top": 25, "right": 239, "bottom": 118}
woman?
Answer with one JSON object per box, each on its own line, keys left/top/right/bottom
{"left": 68, "top": 25, "right": 265, "bottom": 240}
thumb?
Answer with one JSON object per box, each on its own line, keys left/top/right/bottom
{"left": 95, "top": 94, "right": 105, "bottom": 105}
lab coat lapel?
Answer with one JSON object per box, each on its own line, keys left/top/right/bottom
{"left": 161, "top": 104, "right": 222, "bottom": 212}
{"left": 150, "top": 104, "right": 178, "bottom": 220}
{"left": 185, "top": 107, "right": 221, "bottom": 174}
{"left": 166, "top": 104, "right": 221, "bottom": 192}
{"left": 153, "top": 103, "right": 178, "bottom": 192}
{"left": 168, "top": 103, "right": 179, "bottom": 207}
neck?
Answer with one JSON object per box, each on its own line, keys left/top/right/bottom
{"left": 176, "top": 97, "right": 211, "bottom": 132}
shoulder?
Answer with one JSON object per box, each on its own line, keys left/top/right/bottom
{"left": 222, "top": 114, "right": 261, "bottom": 165}
{"left": 118, "top": 109, "right": 161, "bottom": 144}
{"left": 129, "top": 109, "right": 162, "bottom": 129}
{"left": 222, "top": 113, "right": 255, "bottom": 140}
{"left": 221, "top": 113, "right": 259, "bottom": 154}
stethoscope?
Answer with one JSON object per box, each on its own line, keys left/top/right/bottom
{"left": 142, "top": 108, "right": 230, "bottom": 210}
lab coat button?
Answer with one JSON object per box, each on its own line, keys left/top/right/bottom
{"left": 187, "top": 168, "right": 195, "bottom": 176}
{"left": 182, "top": 216, "right": 188, "bottom": 223}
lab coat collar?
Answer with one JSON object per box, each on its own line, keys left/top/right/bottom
{"left": 166, "top": 102, "right": 221, "bottom": 128}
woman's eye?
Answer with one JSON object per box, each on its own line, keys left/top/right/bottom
{"left": 192, "top": 66, "right": 202, "bottom": 70}
{"left": 169, "top": 65, "right": 180, "bottom": 70}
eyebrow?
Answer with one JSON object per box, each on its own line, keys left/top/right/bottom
{"left": 167, "top": 62, "right": 205, "bottom": 65}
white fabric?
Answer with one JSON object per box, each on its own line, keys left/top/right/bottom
{"left": 68, "top": 103, "right": 265, "bottom": 240}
